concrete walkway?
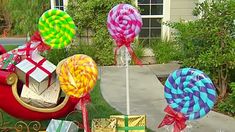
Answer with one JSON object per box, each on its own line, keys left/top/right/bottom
{"left": 100, "top": 64, "right": 235, "bottom": 132}
{"left": 0, "top": 38, "right": 26, "bottom": 45}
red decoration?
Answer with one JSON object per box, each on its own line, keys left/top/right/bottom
{"left": 0, "top": 45, "right": 7, "bottom": 54}
{"left": 158, "top": 105, "right": 187, "bottom": 132}
{"left": 0, "top": 70, "right": 13, "bottom": 84}
{"left": 25, "top": 58, "right": 52, "bottom": 88}
{"left": 0, "top": 70, "right": 80, "bottom": 120}
{"left": 29, "top": 31, "right": 51, "bottom": 52}
{"left": 18, "top": 42, "right": 37, "bottom": 58}
{"left": 114, "top": 36, "right": 142, "bottom": 65}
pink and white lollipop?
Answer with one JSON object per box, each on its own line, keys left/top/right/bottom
{"left": 107, "top": 4, "right": 143, "bottom": 65}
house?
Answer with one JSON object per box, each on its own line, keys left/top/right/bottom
{"left": 50, "top": 0, "right": 201, "bottom": 44}
{"left": 136, "top": 0, "right": 202, "bottom": 44}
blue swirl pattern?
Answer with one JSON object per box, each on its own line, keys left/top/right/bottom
{"left": 164, "top": 68, "right": 216, "bottom": 120}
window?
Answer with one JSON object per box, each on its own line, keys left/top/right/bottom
{"left": 138, "top": 0, "right": 163, "bottom": 15}
{"left": 137, "top": 0, "right": 163, "bottom": 45}
{"left": 52, "top": 0, "right": 64, "bottom": 11}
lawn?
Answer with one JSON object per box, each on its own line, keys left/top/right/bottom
{"left": 2, "top": 45, "right": 18, "bottom": 51}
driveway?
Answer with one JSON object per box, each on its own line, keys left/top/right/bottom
{"left": 100, "top": 65, "right": 235, "bottom": 132}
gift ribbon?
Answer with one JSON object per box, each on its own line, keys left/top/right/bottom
{"left": 18, "top": 42, "right": 37, "bottom": 58}
{"left": 158, "top": 105, "right": 187, "bottom": 132}
{"left": 116, "top": 115, "right": 145, "bottom": 131}
{"left": 2, "top": 54, "right": 16, "bottom": 69}
{"left": 114, "top": 36, "right": 142, "bottom": 65}
{"left": 79, "top": 93, "right": 91, "bottom": 132}
{"left": 30, "top": 31, "right": 51, "bottom": 52}
{"left": 25, "top": 58, "right": 52, "bottom": 88}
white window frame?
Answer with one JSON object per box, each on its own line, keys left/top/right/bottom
{"left": 136, "top": 0, "right": 172, "bottom": 40}
{"left": 50, "top": 0, "right": 69, "bottom": 11}
{"left": 136, "top": 0, "right": 164, "bottom": 42}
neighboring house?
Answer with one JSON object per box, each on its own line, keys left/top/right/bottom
{"left": 50, "top": 0, "right": 199, "bottom": 44}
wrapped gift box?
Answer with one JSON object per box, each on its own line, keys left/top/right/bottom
{"left": 16, "top": 54, "right": 56, "bottom": 94}
{"left": 46, "top": 119, "right": 79, "bottom": 132}
{"left": 17, "top": 42, "right": 39, "bottom": 58}
{"left": 110, "top": 115, "right": 146, "bottom": 132}
{"left": 20, "top": 81, "right": 60, "bottom": 108}
{"left": 92, "top": 118, "right": 117, "bottom": 132}
{"left": 0, "top": 53, "right": 21, "bottom": 72}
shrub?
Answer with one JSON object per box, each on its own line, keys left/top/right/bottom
{"left": 132, "top": 41, "right": 144, "bottom": 59}
{"left": 169, "top": 0, "right": 235, "bottom": 97}
{"left": 5, "top": 0, "right": 50, "bottom": 35}
{"left": 42, "top": 39, "right": 98, "bottom": 65}
{"left": 42, "top": 48, "right": 68, "bottom": 65}
{"left": 92, "top": 28, "right": 114, "bottom": 66}
{"left": 151, "top": 40, "right": 182, "bottom": 64}
{"left": 217, "top": 83, "right": 235, "bottom": 116}
{"left": 67, "top": 40, "right": 96, "bottom": 59}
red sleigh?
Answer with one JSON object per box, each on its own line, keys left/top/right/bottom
{"left": 0, "top": 45, "right": 79, "bottom": 120}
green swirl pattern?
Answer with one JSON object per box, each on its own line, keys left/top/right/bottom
{"left": 38, "top": 9, "right": 76, "bottom": 48}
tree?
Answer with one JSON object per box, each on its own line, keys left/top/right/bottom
{"left": 5, "top": 0, "right": 50, "bottom": 35}
{"left": 0, "top": 0, "right": 11, "bottom": 35}
{"left": 170, "top": 0, "right": 235, "bottom": 98}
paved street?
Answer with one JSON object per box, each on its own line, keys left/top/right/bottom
{"left": 100, "top": 64, "right": 235, "bottom": 132}
{"left": 0, "top": 38, "right": 27, "bottom": 45}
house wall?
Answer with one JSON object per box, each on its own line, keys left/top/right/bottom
{"left": 161, "top": 0, "right": 198, "bottom": 40}
{"left": 162, "top": 0, "right": 199, "bottom": 40}
{"left": 170, "top": 0, "right": 198, "bottom": 22}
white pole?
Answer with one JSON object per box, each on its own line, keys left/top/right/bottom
{"left": 125, "top": 46, "right": 130, "bottom": 115}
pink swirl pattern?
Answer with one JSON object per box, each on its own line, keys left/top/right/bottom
{"left": 107, "top": 4, "right": 143, "bottom": 65}
{"left": 107, "top": 4, "right": 142, "bottom": 43}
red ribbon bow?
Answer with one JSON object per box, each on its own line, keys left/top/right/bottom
{"left": 114, "top": 35, "right": 142, "bottom": 65}
{"left": 18, "top": 42, "right": 37, "bottom": 58}
{"left": 158, "top": 105, "right": 187, "bottom": 132}
{"left": 25, "top": 58, "right": 52, "bottom": 88}
{"left": 29, "top": 31, "right": 51, "bottom": 52}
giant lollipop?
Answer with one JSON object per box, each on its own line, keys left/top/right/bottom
{"left": 38, "top": 9, "right": 76, "bottom": 49}
{"left": 159, "top": 68, "right": 217, "bottom": 132}
{"left": 58, "top": 54, "right": 98, "bottom": 98}
{"left": 58, "top": 54, "right": 98, "bottom": 132}
{"left": 107, "top": 4, "right": 143, "bottom": 64}
{"left": 164, "top": 68, "right": 216, "bottom": 120}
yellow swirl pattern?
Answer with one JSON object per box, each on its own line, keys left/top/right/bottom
{"left": 58, "top": 54, "right": 98, "bottom": 98}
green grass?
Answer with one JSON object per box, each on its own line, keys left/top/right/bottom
{"left": 0, "top": 81, "right": 154, "bottom": 132}
{"left": 3, "top": 45, "right": 18, "bottom": 52}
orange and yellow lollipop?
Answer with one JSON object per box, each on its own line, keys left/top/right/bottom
{"left": 58, "top": 54, "right": 98, "bottom": 98}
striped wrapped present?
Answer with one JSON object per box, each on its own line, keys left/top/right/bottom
{"left": 110, "top": 115, "right": 146, "bottom": 132}
{"left": 20, "top": 82, "right": 60, "bottom": 108}
{"left": 46, "top": 119, "right": 79, "bottom": 132}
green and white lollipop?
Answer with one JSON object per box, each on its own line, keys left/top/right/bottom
{"left": 38, "top": 9, "right": 76, "bottom": 48}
